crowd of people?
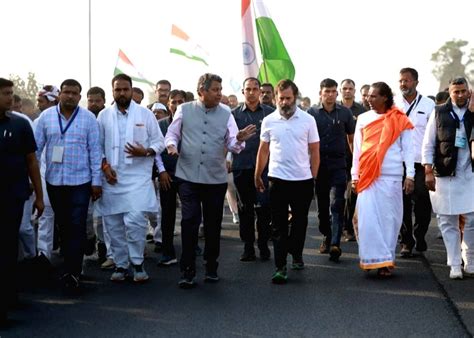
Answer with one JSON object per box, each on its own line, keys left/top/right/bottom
{"left": 1, "top": 67, "right": 473, "bottom": 324}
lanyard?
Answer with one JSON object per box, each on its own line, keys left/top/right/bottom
{"left": 56, "top": 105, "right": 79, "bottom": 135}
{"left": 405, "top": 94, "right": 422, "bottom": 117}
{"left": 450, "top": 110, "right": 465, "bottom": 129}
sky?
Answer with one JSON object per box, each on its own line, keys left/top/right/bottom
{"left": 2, "top": 0, "right": 473, "bottom": 105}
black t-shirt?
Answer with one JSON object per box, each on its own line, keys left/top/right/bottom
{"left": 307, "top": 104, "right": 355, "bottom": 170}
{"left": 0, "top": 112, "right": 37, "bottom": 200}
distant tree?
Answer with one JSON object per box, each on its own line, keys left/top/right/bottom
{"left": 431, "top": 39, "right": 474, "bottom": 91}
{"left": 9, "top": 72, "right": 39, "bottom": 103}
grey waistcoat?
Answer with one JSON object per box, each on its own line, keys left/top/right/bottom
{"left": 176, "top": 101, "right": 230, "bottom": 184}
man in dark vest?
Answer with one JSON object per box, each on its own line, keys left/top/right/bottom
{"left": 422, "top": 77, "right": 474, "bottom": 280}
{"left": 165, "top": 73, "right": 256, "bottom": 288}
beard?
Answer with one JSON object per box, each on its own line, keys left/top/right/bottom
{"left": 116, "top": 96, "right": 132, "bottom": 109}
{"left": 278, "top": 102, "right": 297, "bottom": 119}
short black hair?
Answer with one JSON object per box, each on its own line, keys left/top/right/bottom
{"left": 435, "top": 91, "right": 449, "bottom": 103}
{"left": 132, "top": 87, "right": 144, "bottom": 96}
{"left": 275, "top": 79, "right": 299, "bottom": 97}
{"left": 320, "top": 78, "right": 338, "bottom": 90}
{"left": 0, "top": 78, "right": 14, "bottom": 89}
{"left": 243, "top": 77, "right": 261, "bottom": 88}
{"left": 169, "top": 89, "right": 186, "bottom": 99}
{"left": 371, "top": 82, "right": 394, "bottom": 109}
{"left": 260, "top": 83, "right": 274, "bottom": 90}
{"left": 156, "top": 79, "right": 171, "bottom": 88}
{"left": 400, "top": 67, "right": 418, "bottom": 81}
{"left": 87, "top": 86, "right": 106, "bottom": 100}
{"left": 13, "top": 94, "right": 22, "bottom": 103}
{"left": 60, "top": 79, "right": 82, "bottom": 92}
{"left": 449, "top": 77, "right": 468, "bottom": 86}
{"left": 360, "top": 84, "right": 370, "bottom": 92}
{"left": 112, "top": 73, "right": 132, "bottom": 87}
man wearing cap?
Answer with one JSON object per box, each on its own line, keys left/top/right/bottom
{"left": 37, "top": 85, "right": 59, "bottom": 113}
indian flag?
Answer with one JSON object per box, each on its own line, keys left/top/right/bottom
{"left": 114, "top": 49, "right": 154, "bottom": 86}
{"left": 170, "top": 24, "right": 209, "bottom": 66}
{"left": 242, "top": 0, "right": 295, "bottom": 85}
{"left": 242, "top": 0, "right": 259, "bottom": 78}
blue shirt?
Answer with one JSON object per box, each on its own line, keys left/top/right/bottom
{"left": 35, "top": 104, "right": 102, "bottom": 186}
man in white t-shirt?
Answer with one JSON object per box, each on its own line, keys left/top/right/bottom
{"left": 255, "top": 79, "right": 320, "bottom": 284}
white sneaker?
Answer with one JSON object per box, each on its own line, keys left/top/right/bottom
{"left": 449, "top": 266, "right": 463, "bottom": 280}
{"left": 464, "top": 265, "right": 474, "bottom": 277}
{"left": 110, "top": 267, "right": 127, "bottom": 281}
{"left": 133, "top": 264, "right": 149, "bottom": 283}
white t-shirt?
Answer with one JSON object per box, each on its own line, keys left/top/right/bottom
{"left": 260, "top": 107, "right": 319, "bottom": 181}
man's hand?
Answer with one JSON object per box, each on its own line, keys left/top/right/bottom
{"left": 104, "top": 167, "right": 118, "bottom": 185}
{"left": 167, "top": 145, "right": 179, "bottom": 156}
{"left": 468, "top": 90, "right": 474, "bottom": 112}
{"left": 255, "top": 175, "right": 265, "bottom": 192}
{"left": 91, "top": 186, "right": 102, "bottom": 201}
{"left": 33, "top": 198, "right": 45, "bottom": 218}
{"left": 125, "top": 142, "right": 147, "bottom": 157}
{"left": 159, "top": 171, "right": 172, "bottom": 191}
{"left": 403, "top": 178, "right": 415, "bottom": 195}
{"left": 351, "top": 180, "right": 358, "bottom": 193}
{"left": 237, "top": 124, "right": 257, "bottom": 142}
{"left": 425, "top": 172, "right": 436, "bottom": 191}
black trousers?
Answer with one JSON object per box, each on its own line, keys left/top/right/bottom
{"left": 47, "top": 182, "right": 91, "bottom": 277}
{"left": 269, "top": 178, "right": 314, "bottom": 269}
{"left": 233, "top": 169, "right": 271, "bottom": 250}
{"left": 159, "top": 177, "right": 179, "bottom": 257}
{"left": 0, "top": 196, "right": 25, "bottom": 314}
{"left": 401, "top": 163, "right": 432, "bottom": 248}
{"left": 314, "top": 166, "right": 347, "bottom": 246}
{"left": 178, "top": 180, "right": 227, "bottom": 272}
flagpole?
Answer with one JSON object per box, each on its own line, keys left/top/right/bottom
{"left": 251, "top": 0, "right": 269, "bottom": 83}
{"left": 88, "top": 0, "right": 92, "bottom": 88}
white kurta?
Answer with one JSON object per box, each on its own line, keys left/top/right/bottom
{"left": 421, "top": 105, "right": 474, "bottom": 215}
{"left": 96, "top": 102, "right": 164, "bottom": 216}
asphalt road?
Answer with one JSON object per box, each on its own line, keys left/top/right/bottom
{"left": 2, "top": 206, "right": 473, "bottom": 337}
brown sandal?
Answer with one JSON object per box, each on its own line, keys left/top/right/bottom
{"left": 377, "top": 267, "right": 392, "bottom": 277}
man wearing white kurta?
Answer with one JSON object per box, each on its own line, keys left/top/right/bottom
{"left": 422, "top": 77, "right": 474, "bottom": 280}
{"left": 96, "top": 74, "right": 164, "bottom": 283}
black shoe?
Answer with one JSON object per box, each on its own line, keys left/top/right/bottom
{"left": 97, "top": 241, "right": 107, "bottom": 264}
{"left": 319, "top": 236, "right": 331, "bottom": 254}
{"left": 415, "top": 238, "right": 427, "bottom": 252}
{"left": 240, "top": 250, "right": 257, "bottom": 262}
{"left": 178, "top": 269, "right": 196, "bottom": 289}
{"left": 61, "top": 273, "right": 80, "bottom": 294}
{"left": 204, "top": 270, "right": 220, "bottom": 283}
{"left": 329, "top": 245, "right": 342, "bottom": 262}
{"left": 260, "top": 247, "right": 271, "bottom": 261}
{"left": 84, "top": 235, "right": 96, "bottom": 256}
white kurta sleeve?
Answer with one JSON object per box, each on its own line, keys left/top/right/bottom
{"left": 422, "top": 109, "right": 437, "bottom": 165}
{"left": 147, "top": 110, "right": 164, "bottom": 155}
{"left": 401, "top": 128, "right": 415, "bottom": 178}
{"left": 351, "top": 119, "right": 362, "bottom": 180}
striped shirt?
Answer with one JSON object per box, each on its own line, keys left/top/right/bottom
{"left": 35, "top": 104, "right": 102, "bottom": 186}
